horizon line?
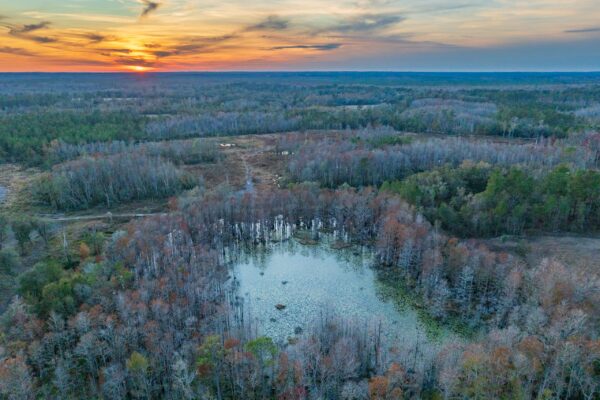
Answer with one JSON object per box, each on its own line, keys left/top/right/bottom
{"left": 1, "top": 70, "right": 600, "bottom": 74}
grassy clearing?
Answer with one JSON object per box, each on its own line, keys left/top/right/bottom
{"left": 484, "top": 234, "right": 600, "bottom": 272}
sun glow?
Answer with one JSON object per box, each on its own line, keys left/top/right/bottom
{"left": 1, "top": 0, "right": 599, "bottom": 71}
{"left": 127, "top": 65, "right": 151, "bottom": 72}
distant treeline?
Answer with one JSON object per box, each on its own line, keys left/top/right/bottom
{"left": 1, "top": 75, "right": 599, "bottom": 165}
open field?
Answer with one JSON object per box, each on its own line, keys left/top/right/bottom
{"left": 0, "top": 163, "right": 41, "bottom": 210}
{"left": 484, "top": 234, "right": 600, "bottom": 272}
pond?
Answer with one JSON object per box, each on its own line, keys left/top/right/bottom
{"left": 232, "top": 237, "right": 456, "bottom": 351}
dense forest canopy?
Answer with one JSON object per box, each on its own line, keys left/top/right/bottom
{"left": 0, "top": 73, "right": 599, "bottom": 399}
{"left": 1, "top": 72, "right": 600, "bottom": 165}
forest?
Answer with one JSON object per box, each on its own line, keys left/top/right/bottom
{"left": 2, "top": 72, "right": 600, "bottom": 166}
{"left": 0, "top": 72, "right": 599, "bottom": 400}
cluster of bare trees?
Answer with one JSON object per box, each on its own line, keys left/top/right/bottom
{"left": 5, "top": 73, "right": 599, "bottom": 165}
{"left": 287, "top": 131, "right": 593, "bottom": 187}
{"left": 168, "top": 186, "right": 600, "bottom": 399}
{"left": 33, "top": 153, "right": 194, "bottom": 210}
{"left": 45, "top": 138, "right": 222, "bottom": 165}
{"left": 400, "top": 98, "right": 498, "bottom": 135}
{"left": 1, "top": 184, "right": 599, "bottom": 398}
{"left": 145, "top": 112, "right": 301, "bottom": 139}
{"left": 0, "top": 186, "right": 600, "bottom": 399}
{"left": 575, "top": 104, "right": 600, "bottom": 123}
{"left": 1, "top": 212, "right": 229, "bottom": 399}
{"left": 568, "top": 131, "right": 600, "bottom": 166}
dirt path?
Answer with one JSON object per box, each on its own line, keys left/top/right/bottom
{"left": 220, "top": 134, "right": 285, "bottom": 191}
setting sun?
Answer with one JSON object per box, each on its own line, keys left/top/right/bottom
{"left": 1, "top": 0, "right": 599, "bottom": 71}
{"left": 127, "top": 65, "right": 151, "bottom": 72}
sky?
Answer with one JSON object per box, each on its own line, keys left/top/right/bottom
{"left": 1, "top": 0, "right": 600, "bottom": 72}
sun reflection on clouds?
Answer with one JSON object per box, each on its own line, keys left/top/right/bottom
{"left": 0, "top": 0, "right": 599, "bottom": 71}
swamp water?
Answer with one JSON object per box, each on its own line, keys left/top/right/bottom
{"left": 230, "top": 237, "right": 456, "bottom": 351}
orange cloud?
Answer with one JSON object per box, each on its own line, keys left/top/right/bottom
{"left": 0, "top": 0, "right": 599, "bottom": 71}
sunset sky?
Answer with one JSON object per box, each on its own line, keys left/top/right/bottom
{"left": 1, "top": 0, "right": 600, "bottom": 72}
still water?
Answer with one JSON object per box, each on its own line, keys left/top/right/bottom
{"left": 232, "top": 238, "right": 454, "bottom": 350}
